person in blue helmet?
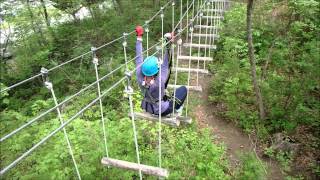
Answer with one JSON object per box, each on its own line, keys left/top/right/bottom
{"left": 135, "top": 25, "right": 187, "bottom": 116}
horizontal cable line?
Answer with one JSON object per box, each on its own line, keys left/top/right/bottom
{"left": 0, "top": 74, "right": 42, "bottom": 93}
{"left": 0, "top": 76, "right": 127, "bottom": 176}
{"left": 0, "top": 41, "right": 161, "bottom": 143}
{"left": 147, "top": 0, "right": 173, "bottom": 23}
{"left": 48, "top": 51, "right": 92, "bottom": 72}
{"left": 0, "top": 0, "right": 173, "bottom": 94}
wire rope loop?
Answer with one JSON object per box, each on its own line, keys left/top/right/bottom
{"left": 145, "top": 22, "right": 150, "bottom": 33}
{"left": 160, "top": 7, "right": 164, "bottom": 18}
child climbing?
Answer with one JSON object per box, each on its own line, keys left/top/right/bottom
{"left": 135, "top": 25, "right": 187, "bottom": 116}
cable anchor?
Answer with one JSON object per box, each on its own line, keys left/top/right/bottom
{"left": 156, "top": 46, "right": 163, "bottom": 65}
{"left": 160, "top": 7, "right": 164, "bottom": 19}
{"left": 144, "top": 21, "right": 149, "bottom": 33}
{"left": 40, "top": 67, "right": 52, "bottom": 89}
{"left": 124, "top": 71, "right": 133, "bottom": 96}
{"left": 122, "top": 33, "right": 128, "bottom": 47}
{"left": 91, "top": 46, "right": 99, "bottom": 65}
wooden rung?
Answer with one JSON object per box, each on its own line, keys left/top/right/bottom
{"left": 177, "top": 116, "right": 192, "bottom": 124}
{"left": 101, "top": 157, "right": 169, "bottom": 178}
{"left": 177, "top": 56, "right": 213, "bottom": 61}
{"left": 194, "top": 25, "right": 220, "bottom": 29}
{"left": 167, "top": 84, "right": 202, "bottom": 92}
{"left": 204, "top": 9, "right": 224, "bottom": 13}
{"left": 130, "top": 112, "right": 180, "bottom": 127}
{"left": 191, "top": 33, "right": 220, "bottom": 38}
{"left": 201, "top": 16, "right": 224, "bottom": 20}
{"left": 183, "top": 43, "right": 217, "bottom": 49}
{"left": 172, "top": 67, "right": 209, "bottom": 74}
{"left": 208, "top": 0, "right": 229, "bottom": 3}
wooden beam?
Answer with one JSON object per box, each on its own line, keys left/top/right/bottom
{"left": 167, "top": 84, "right": 203, "bottom": 92}
{"left": 172, "top": 67, "right": 209, "bottom": 74}
{"left": 130, "top": 112, "right": 180, "bottom": 127}
{"left": 177, "top": 55, "right": 213, "bottom": 61}
{"left": 101, "top": 157, "right": 169, "bottom": 178}
{"left": 183, "top": 43, "right": 217, "bottom": 49}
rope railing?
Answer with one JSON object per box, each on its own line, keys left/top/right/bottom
{"left": 0, "top": 0, "right": 217, "bottom": 177}
{"left": 0, "top": 76, "right": 127, "bottom": 176}
{"left": 0, "top": 41, "right": 161, "bottom": 143}
{"left": 0, "top": 38, "right": 172, "bottom": 176}
{"left": 0, "top": 0, "right": 174, "bottom": 94}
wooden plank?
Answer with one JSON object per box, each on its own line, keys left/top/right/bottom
{"left": 177, "top": 116, "right": 192, "bottom": 124}
{"left": 172, "top": 67, "right": 209, "bottom": 74}
{"left": 130, "top": 112, "right": 180, "bottom": 127}
{"left": 204, "top": 9, "right": 224, "bottom": 13}
{"left": 177, "top": 56, "right": 213, "bottom": 61}
{"left": 191, "top": 33, "right": 220, "bottom": 39}
{"left": 183, "top": 43, "right": 216, "bottom": 49}
{"left": 167, "top": 84, "right": 202, "bottom": 92}
{"left": 201, "top": 16, "right": 224, "bottom": 20}
{"left": 101, "top": 157, "right": 169, "bottom": 178}
{"left": 208, "top": 0, "right": 229, "bottom": 3}
{"left": 194, "top": 25, "right": 220, "bottom": 29}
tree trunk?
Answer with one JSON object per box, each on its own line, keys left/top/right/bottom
{"left": 247, "top": 0, "right": 266, "bottom": 120}
{"left": 26, "top": 0, "right": 44, "bottom": 46}
{"left": 114, "top": 0, "right": 123, "bottom": 15}
{"left": 40, "top": 0, "right": 50, "bottom": 27}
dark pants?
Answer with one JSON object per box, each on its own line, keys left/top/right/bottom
{"left": 162, "top": 86, "right": 187, "bottom": 116}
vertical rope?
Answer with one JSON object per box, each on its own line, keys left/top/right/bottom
{"left": 172, "top": 1, "right": 177, "bottom": 117}
{"left": 145, "top": 21, "right": 150, "bottom": 57}
{"left": 123, "top": 34, "right": 142, "bottom": 179}
{"left": 173, "top": 33, "right": 182, "bottom": 118}
{"left": 196, "top": 11, "right": 203, "bottom": 86}
{"left": 40, "top": 68, "right": 81, "bottom": 180}
{"left": 208, "top": 0, "right": 215, "bottom": 58}
{"left": 217, "top": 1, "right": 221, "bottom": 33}
{"left": 180, "top": 0, "right": 183, "bottom": 30}
{"left": 91, "top": 47, "right": 109, "bottom": 160}
{"left": 203, "top": 2, "right": 210, "bottom": 70}
{"left": 185, "top": 0, "right": 189, "bottom": 43}
{"left": 192, "top": 0, "right": 195, "bottom": 19}
{"left": 186, "top": 21, "right": 194, "bottom": 117}
{"left": 196, "top": 0, "right": 200, "bottom": 25}
{"left": 158, "top": 7, "right": 164, "bottom": 169}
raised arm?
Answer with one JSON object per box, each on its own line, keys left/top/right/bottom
{"left": 160, "top": 32, "right": 174, "bottom": 84}
{"left": 135, "top": 26, "right": 144, "bottom": 85}
{"left": 160, "top": 48, "right": 170, "bottom": 84}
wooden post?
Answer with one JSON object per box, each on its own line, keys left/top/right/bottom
{"left": 101, "top": 157, "right": 169, "bottom": 178}
{"left": 247, "top": 0, "right": 266, "bottom": 120}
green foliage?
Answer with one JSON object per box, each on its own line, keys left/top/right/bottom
{"left": 209, "top": 1, "right": 320, "bottom": 134}
{"left": 236, "top": 153, "right": 267, "bottom": 180}
{"left": 1, "top": 89, "right": 231, "bottom": 178}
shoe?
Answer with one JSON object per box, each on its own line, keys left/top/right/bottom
{"left": 175, "top": 104, "right": 184, "bottom": 116}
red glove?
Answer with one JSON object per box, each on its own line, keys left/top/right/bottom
{"left": 135, "top": 26, "right": 144, "bottom": 38}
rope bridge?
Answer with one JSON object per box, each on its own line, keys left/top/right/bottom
{"left": 0, "top": 0, "right": 230, "bottom": 179}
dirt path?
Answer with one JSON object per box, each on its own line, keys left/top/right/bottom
{"left": 191, "top": 74, "right": 284, "bottom": 179}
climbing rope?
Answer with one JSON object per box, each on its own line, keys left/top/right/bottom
{"left": 41, "top": 68, "right": 82, "bottom": 179}
{"left": 123, "top": 32, "right": 142, "bottom": 179}
{"left": 92, "top": 47, "right": 109, "bottom": 160}
{"left": 158, "top": 6, "right": 164, "bottom": 169}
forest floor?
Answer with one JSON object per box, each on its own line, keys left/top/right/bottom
{"left": 190, "top": 74, "right": 284, "bottom": 179}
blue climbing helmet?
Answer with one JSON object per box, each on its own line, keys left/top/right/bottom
{"left": 142, "top": 56, "right": 159, "bottom": 76}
